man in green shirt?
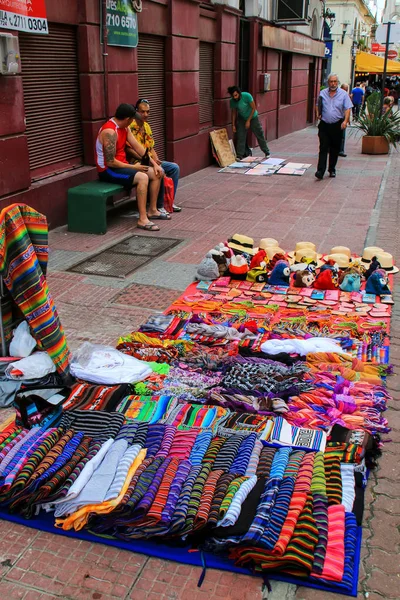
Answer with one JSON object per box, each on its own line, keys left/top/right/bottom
{"left": 228, "top": 86, "right": 270, "bottom": 159}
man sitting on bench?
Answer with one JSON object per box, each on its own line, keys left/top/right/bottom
{"left": 96, "top": 103, "right": 164, "bottom": 232}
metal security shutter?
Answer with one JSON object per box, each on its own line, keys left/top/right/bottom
{"left": 199, "top": 42, "right": 214, "bottom": 127}
{"left": 138, "top": 35, "right": 166, "bottom": 160}
{"left": 19, "top": 24, "right": 83, "bottom": 178}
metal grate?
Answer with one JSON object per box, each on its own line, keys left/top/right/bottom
{"left": 138, "top": 35, "right": 166, "bottom": 160}
{"left": 68, "top": 235, "right": 182, "bottom": 278}
{"left": 19, "top": 24, "right": 83, "bottom": 178}
{"left": 199, "top": 42, "right": 214, "bottom": 126}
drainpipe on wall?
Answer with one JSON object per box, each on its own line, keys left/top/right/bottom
{"left": 101, "top": 0, "right": 109, "bottom": 118}
{"left": 276, "top": 51, "right": 281, "bottom": 138}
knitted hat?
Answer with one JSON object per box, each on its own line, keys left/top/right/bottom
{"left": 250, "top": 249, "right": 267, "bottom": 269}
{"left": 314, "top": 269, "right": 338, "bottom": 290}
{"left": 268, "top": 260, "right": 291, "bottom": 286}
{"left": 229, "top": 254, "right": 249, "bottom": 277}
{"left": 196, "top": 252, "right": 219, "bottom": 280}
{"left": 268, "top": 253, "right": 287, "bottom": 271}
{"left": 365, "top": 269, "right": 391, "bottom": 295}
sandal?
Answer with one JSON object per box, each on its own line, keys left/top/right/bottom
{"left": 137, "top": 222, "right": 160, "bottom": 231}
{"left": 172, "top": 204, "right": 182, "bottom": 212}
{"left": 148, "top": 212, "right": 171, "bottom": 220}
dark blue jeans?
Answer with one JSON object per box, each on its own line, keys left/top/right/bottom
{"left": 157, "top": 161, "right": 180, "bottom": 209}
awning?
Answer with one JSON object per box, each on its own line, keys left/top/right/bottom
{"left": 355, "top": 51, "right": 400, "bottom": 74}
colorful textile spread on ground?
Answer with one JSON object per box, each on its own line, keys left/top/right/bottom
{"left": 0, "top": 261, "right": 393, "bottom": 597}
{"left": 0, "top": 204, "right": 70, "bottom": 376}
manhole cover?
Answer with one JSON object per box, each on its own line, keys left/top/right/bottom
{"left": 111, "top": 236, "right": 179, "bottom": 256}
{"left": 68, "top": 235, "right": 182, "bottom": 278}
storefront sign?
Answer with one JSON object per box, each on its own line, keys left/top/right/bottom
{"left": 262, "top": 26, "right": 325, "bottom": 57}
{"left": 325, "top": 41, "right": 333, "bottom": 58}
{"left": 371, "top": 43, "right": 386, "bottom": 53}
{"left": 0, "top": 0, "right": 48, "bottom": 34}
{"left": 105, "top": 0, "right": 138, "bottom": 48}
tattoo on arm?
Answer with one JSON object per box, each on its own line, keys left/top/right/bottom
{"left": 104, "top": 132, "right": 117, "bottom": 164}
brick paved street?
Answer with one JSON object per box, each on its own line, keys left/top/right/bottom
{"left": 0, "top": 124, "right": 399, "bottom": 600}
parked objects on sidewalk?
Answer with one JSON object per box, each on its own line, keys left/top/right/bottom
{"left": 352, "top": 92, "right": 400, "bottom": 155}
{"left": 0, "top": 223, "right": 397, "bottom": 597}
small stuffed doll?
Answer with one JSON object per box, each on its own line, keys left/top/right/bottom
{"left": 294, "top": 269, "right": 316, "bottom": 288}
{"left": 339, "top": 269, "right": 362, "bottom": 292}
{"left": 319, "top": 259, "right": 339, "bottom": 275}
{"left": 247, "top": 267, "right": 268, "bottom": 283}
{"left": 269, "top": 260, "right": 291, "bottom": 286}
{"left": 229, "top": 254, "right": 249, "bottom": 280}
{"left": 250, "top": 249, "right": 267, "bottom": 270}
{"left": 365, "top": 269, "right": 391, "bottom": 296}
{"left": 365, "top": 256, "right": 381, "bottom": 280}
{"left": 314, "top": 269, "right": 339, "bottom": 290}
{"left": 209, "top": 247, "right": 228, "bottom": 276}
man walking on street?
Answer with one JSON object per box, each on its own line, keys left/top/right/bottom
{"left": 315, "top": 74, "right": 352, "bottom": 180}
{"left": 351, "top": 82, "right": 364, "bottom": 119}
{"left": 228, "top": 86, "right": 270, "bottom": 159}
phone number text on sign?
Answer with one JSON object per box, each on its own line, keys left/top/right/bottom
{"left": 0, "top": 10, "right": 48, "bottom": 34}
{"left": 106, "top": 12, "right": 137, "bottom": 29}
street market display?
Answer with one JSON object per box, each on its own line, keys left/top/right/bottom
{"left": 0, "top": 214, "right": 397, "bottom": 597}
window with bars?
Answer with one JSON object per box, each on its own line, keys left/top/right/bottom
{"left": 199, "top": 42, "right": 215, "bottom": 127}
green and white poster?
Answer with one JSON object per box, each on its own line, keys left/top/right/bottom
{"left": 105, "top": 0, "right": 138, "bottom": 48}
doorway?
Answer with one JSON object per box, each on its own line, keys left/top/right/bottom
{"left": 307, "top": 58, "right": 316, "bottom": 123}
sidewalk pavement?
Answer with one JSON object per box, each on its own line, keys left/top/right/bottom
{"left": 0, "top": 124, "right": 399, "bottom": 600}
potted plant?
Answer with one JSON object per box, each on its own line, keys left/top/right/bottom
{"left": 352, "top": 91, "right": 400, "bottom": 154}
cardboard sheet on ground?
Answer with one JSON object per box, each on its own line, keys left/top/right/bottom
{"left": 277, "top": 167, "right": 307, "bottom": 176}
{"left": 262, "top": 158, "right": 286, "bottom": 165}
{"left": 210, "top": 129, "right": 236, "bottom": 167}
{"left": 284, "top": 162, "right": 312, "bottom": 169}
{"left": 218, "top": 167, "right": 250, "bottom": 174}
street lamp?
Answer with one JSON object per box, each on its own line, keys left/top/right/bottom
{"left": 322, "top": 8, "right": 336, "bottom": 30}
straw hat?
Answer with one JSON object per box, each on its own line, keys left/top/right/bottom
{"left": 327, "top": 253, "right": 353, "bottom": 269}
{"left": 330, "top": 246, "right": 351, "bottom": 258}
{"left": 228, "top": 234, "right": 256, "bottom": 255}
{"left": 288, "top": 242, "right": 322, "bottom": 259}
{"left": 289, "top": 248, "right": 324, "bottom": 268}
{"left": 361, "top": 247, "right": 384, "bottom": 263}
{"left": 374, "top": 251, "right": 399, "bottom": 274}
{"left": 259, "top": 238, "right": 279, "bottom": 250}
{"left": 264, "top": 246, "right": 286, "bottom": 260}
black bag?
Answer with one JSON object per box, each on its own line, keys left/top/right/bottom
{"left": 141, "top": 148, "right": 151, "bottom": 166}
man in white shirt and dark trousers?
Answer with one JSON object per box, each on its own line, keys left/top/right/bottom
{"left": 315, "top": 74, "right": 353, "bottom": 179}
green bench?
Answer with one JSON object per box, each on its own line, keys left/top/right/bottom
{"left": 68, "top": 181, "right": 135, "bottom": 235}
